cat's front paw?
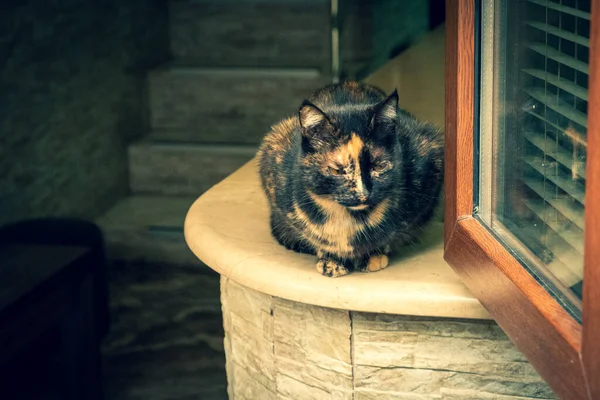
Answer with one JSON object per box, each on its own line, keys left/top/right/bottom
{"left": 316, "top": 258, "right": 350, "bottom": 278}
{"left": 365, "top": 254, "right": 389, "bottom": 272}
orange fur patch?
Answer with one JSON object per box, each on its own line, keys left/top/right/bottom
{"left": 366, "top": 199, "right": 391, "bottom": 227}
{"left": 366, "top": 254, "right": 389, "bottom": 272}
{"left": 346, "top": 133, "right": 364, "bottom": 161}
{"left": 263, "top": 117, "right": 297, "bottom": 151}
{"left": 326, "top": 134, "right": 368, "bottom": 200}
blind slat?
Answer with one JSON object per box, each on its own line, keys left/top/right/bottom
{"left": 527, "top": 21, "right": 590, "bottom": 47}
{"left": 518, "top": 222, "right": 583, "bottom": 285}
{"left": 548, "top": 247, "right": 584, "bottom": 284}
{"left": 526, "top": 111, "right": 587, "bottom": 148}
{"left": 524, "top": 87, "right": 588, "bottom": 128}
{"left": 524, "top": 156, "right": 586, "bottom": 204}
{"left": 523, "top": 68, "right": 588, "bottom": 101}
{"left": 526, "top": 0, "right": 591, "bottom": 20}
{"left": 524, "top": 110, "right": 588, "bottom": 146}
{"left": 524, "top": 198, "right": 584, "bottom": 253}
{"left": 524, "top": 131, "right": 586, "bottom": 179}
{"left": 521, "top": 177, "right": 585, "bottom": 230}
{"left": 527, "top": 43, "right": 590, "bottom": 74}
{"left": 545, "top": 255, "right": 582, "bottom": 287}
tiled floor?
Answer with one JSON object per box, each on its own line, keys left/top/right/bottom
{"left": 102, "top": 261, "right": 228, "bottom": 400}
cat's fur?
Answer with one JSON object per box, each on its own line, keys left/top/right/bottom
{"left": 258, "top": 81, "right": 444, "bottom": 277}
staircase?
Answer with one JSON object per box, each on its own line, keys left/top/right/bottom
{"left": 97, "top": 0, "right": 332, "bottom": 267}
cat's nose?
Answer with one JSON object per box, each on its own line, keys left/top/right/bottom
{"left": 357, "top": 190, "right": 369, "bottom": 203}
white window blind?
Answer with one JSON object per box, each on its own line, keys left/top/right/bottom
{"left": 518, "top": 0, "right": 589, "bottom": 287}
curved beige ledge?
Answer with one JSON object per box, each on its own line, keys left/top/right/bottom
{"left": 184, "top": 159, "right": 490, "bottom": 319}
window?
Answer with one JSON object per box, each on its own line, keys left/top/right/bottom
{"left": 444, "top": 0, "right": 599, "bottom": 398}
{"left": 478, "top": 0, "right": 590, "bottom": 312}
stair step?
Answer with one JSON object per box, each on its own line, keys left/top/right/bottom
{"left": 129, "top": 140, "right": 256, "bottom": 195}
{"left": 169, "top": 0, "right": 331, "bottom": 70}
{"left": 148, "top": 66, "right": 329, "bottom": 144}
{"left": 97, "top": 195, "right": 200, "bottom": 266}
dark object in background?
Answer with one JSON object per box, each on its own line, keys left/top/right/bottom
{"left": 0, "top": 219, "right": 109, "bottom": 400}
{"left": 0, "top": 218, "right": 109, "bottom": 338}
{"left": 429, "top": 0, "right": 446, "bottom": 30}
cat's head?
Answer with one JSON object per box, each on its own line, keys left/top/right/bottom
{"left": 298, "top": 90, "right": 401, "bottom": 211}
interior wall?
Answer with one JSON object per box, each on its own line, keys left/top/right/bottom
{"left": 0, "top": 0, "right": 170, "bottom": 226}
{"left": 340, "top": 0, "right": 434, "bottom": 80}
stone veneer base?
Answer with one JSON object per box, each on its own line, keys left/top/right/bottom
{"left": 221, "top": 277, "right": 556, "bottom": 400}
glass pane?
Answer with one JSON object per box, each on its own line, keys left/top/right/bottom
{"left": 478, "top": 0, "right": 589, "bottom": 305}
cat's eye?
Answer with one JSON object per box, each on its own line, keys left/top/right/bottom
{"left": 328, "top": 166, "right": 343, "bottom": 176}
{"left": 372, "top": 162, "right": 390, "bottom": 173}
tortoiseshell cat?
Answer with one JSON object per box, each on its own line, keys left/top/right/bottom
{"left": 258, "top": 82, "right": 443, "bottom": 277}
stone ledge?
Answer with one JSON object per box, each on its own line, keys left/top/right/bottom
{"left": 184, "top": 159, "right": 489, "bottom": 320}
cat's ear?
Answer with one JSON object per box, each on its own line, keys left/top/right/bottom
{"left": 299, "top": 101, "right": 330, "bottom": 131}
{"left": 372, "top": 89, "right": 398, "bottom": 127}
{"left": 299, "top": 101, "right": 334, "bottom": 152}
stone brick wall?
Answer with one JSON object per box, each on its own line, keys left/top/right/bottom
{"left": 221, "top": 277, "right": 557, "bottom": 400}
{"left": 0, "top": 0, "right": 169, "bottom": 226}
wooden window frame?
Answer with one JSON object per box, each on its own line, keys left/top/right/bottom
{"left": 444, "top": 1, "right": 599, "bottom": 398}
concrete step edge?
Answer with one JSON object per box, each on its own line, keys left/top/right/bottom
{"left": 148, "top": 64, "right": 327, "bottom": 79}
{"left": 129, "top": 139, "right": 258, "bottom": 156}
{"left": 97, "top": 195, "right": 196, "bottom": 231}
{"left": 96, "top": 195, "right": 201, "bottom": 264}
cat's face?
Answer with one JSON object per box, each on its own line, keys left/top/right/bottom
{"left": 298, "top": 91, "right": 401, "bottom": 210}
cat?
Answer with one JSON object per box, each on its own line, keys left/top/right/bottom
{"left": 258, "top": 81, "right": 444, "bottom": 277}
